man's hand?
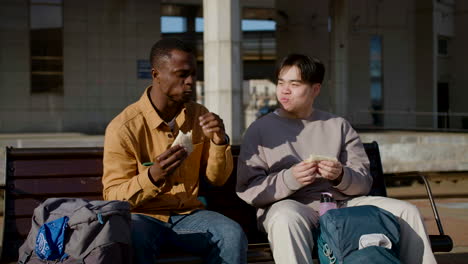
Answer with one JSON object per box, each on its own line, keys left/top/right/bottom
{"left": 149, "top": 145, "right": 188, "bottom": 184}
{"left": 318, "top": 160, "right": 343, "bottom": 183}
{"left": 199, "top": 112, "right": 227, "bottom": 145}
{"left": 292, "top": 161, "right": 318, "bottom": 186}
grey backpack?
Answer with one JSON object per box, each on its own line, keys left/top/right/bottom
{"left": 18, "top": 198, "right": 132, "bottom": 264}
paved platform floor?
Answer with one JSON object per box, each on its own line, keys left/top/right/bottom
{"left": 410, "top": 197, "right": 468, "bottom": 264}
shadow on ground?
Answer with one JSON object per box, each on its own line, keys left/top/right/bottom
{"left": 435, "top": 252, "right": 468, "bottom": 264}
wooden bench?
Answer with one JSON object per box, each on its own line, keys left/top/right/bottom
{"left": 0, "top": 142, "right": 453, "bottom": 263}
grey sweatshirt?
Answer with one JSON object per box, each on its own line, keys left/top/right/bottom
{"left": 236, "top": 109, "right": 372, "bottom": 221}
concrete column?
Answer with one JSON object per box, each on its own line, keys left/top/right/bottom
{"left": 330, "top": 0, "right": 349, "bottom": 117}
{"left": 203, "top": 0, "right": 243, "bottom": 144}
{"left": 414, "top": 0, "right": 435, "bottom": 128}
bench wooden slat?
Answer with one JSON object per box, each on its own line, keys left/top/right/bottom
{"left": 5, "top": 217, "right": 32, "bottom": 238}
{"left": 9, "top": 177, "right": 103, "bottom": 196}
{"left": 7, "top": 147, "right": 103, "bottom": 158}
{"left": 6, "top": 196, "right": 103, "bottom": 217}
{"left": 11, "top": 159, "right": 103, "bottom": 178}
{"left": 1, "top": 238, "right": 24, "bottom": 263}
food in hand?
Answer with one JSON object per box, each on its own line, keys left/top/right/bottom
{"left": 304, "top": 154, "right": 338, "bottom": 163}
{"left": 171, "top": 131, "right": 194, "bottom": 154}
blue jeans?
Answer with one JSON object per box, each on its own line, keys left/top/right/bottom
{"left": 131, "top": 210, "right": 248, "bottom": 264}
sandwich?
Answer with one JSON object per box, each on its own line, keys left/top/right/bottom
{"left": 171, "top": 131, "right": 194, "bottom": 154}
{"left": 304, "top": 154, "right": 338, "bottom": 163}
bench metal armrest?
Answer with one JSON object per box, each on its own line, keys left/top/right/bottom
{"left": 418, "top": 173, "right": 453, "bottom": 252}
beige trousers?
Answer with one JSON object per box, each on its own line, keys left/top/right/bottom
{"left": 262, "top": 196, "right": 437, "bottom": 264}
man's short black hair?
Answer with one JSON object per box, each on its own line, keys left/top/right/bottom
{"left": 276, "top": 54, "right": 325, "bottom": 85}
{"left": 149, "top": 38, "right": 193, "bottom": 68}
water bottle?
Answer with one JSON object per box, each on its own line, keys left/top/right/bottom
{"left": 319, "top": 192, "right": 337, "bottom": 216}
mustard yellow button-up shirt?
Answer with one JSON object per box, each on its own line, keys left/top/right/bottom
{"left": 102, "top": 87, "right": 233, "bottom": 222}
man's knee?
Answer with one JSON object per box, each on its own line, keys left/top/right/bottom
{"left": 387, "top": 199, "right": 421, "bottom": 218}
{"left": 204, "top": 213, "right": 247, "bottom": 250}
{"left": 131, "top": 214, "right": 167, "bottom": 248}
{"left": 220, "top": 220, "right": 248, "bottom": 246}
{"left": 266, "top": 200, "right": 315, "bottom": 231}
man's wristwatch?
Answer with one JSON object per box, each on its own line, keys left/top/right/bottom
{"left": 223, "top": 134, "right": 230, "bottom": 145}
{"left": 213, "top": 134, "right": 230, "bottom": 145}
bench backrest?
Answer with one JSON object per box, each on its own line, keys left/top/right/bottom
{"left": 1, "top": 142, "right": 386, "bottom": 262}
{"left": 2, "top": 147, "right": 104, "bottom": 262}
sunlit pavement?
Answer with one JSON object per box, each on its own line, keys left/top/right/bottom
{"left": 408, "top": 198, "right": 468, "bottom": 264}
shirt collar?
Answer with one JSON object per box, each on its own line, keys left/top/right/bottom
{"left": 138, "top": 86, "right": 189, "bottom": 130}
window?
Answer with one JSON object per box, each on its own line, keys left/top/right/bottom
{"left": 438, "top": 37, "right": 449, "bottom": 56}
{"left": 30, "top": 0, "right": 63, "bottom": 93}
{"left": 370, "top": 35, "right": 383, "bottom": 126}
{"left": 242, "top": 19, "right": 276, "bottom": 31}
{"left": 437, "top": 82, "right": 450, "bottom": 128}
{"left": 195, "top": 17, "right": 204, "bottom": 32}
{"left": 161, "top": 16, "right": 187, "bottom": 33}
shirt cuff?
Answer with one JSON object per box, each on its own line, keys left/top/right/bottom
{"left": 211, "top": 134, "right": 230, "bottom": 146}
{"left": 209, "top": 140, "right": 229, "bottom": 157}
{"left": 333, "top": 166, "right": 352, "bottom": 191}
{"left": 283, "top": 168, "right": 303, "bottom": 191}
{"left": 138, "top": 167, "right": 166, "bottom": 190}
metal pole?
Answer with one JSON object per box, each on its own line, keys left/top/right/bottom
{"left": 419, "top": 173, "right": 445, "bottom": 235}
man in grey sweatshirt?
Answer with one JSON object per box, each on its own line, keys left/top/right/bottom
{"left": 236, "top": 54, "right": 436, "bottom": 264}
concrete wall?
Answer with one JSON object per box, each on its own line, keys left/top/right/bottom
{"left": 347, "top": 0, "right": 371, "bottom": 124}
{"left": 346, "top": 0, "right": 425, "bottom": 128}
{"left": 414, "top": 0, "right": 435, "bottom": 128}
{"left": 452, "top": 0, "right": 468, "bottom": 128}
{"left": 0, "top": 0, "right": 160, "bottom": 134}
{"left": 360, "top": 131, "right": 468, "bottom": 173}
{"left": 275, "top": 0, "right": 332, "bottom": 111}
{"left": 0, "top": 0, "right": 33, "bottom": 132}
{"left": 381, "top": 0, "right": 417, "bottom": 128}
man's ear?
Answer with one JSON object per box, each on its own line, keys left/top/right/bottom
{"left": 313, "top": 83, "right": 321, "bottom": 96}
{"left": 151, "top": 68, "right": 158, "bottom": 80}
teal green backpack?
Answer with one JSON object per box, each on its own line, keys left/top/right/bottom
{"left": 317, "top": 205, "right": 401, "bottom": 264}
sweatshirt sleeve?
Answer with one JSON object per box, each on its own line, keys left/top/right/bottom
{"left": 333, "top": 120, "right": 373, "bottom": 195}
{"left": 236, "top": 126, "right": 298, "bottom": 208}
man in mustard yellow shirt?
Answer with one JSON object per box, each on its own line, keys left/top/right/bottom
{"left": 102, "top": 38, "right": 247, "bottom": 264}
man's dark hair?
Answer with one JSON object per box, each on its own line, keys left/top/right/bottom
{"left": 149, "top": 38, "right": 193, "bottom": 68}
{"left": 276, "top": 54, "right": 325, "bottom": 85}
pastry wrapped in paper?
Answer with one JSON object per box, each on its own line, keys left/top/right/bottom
{"left": 304, "top": 154, "right": 338, "bottom": 163}
{"left": 171, "top": 131, "right": 194, "bottom": 154}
